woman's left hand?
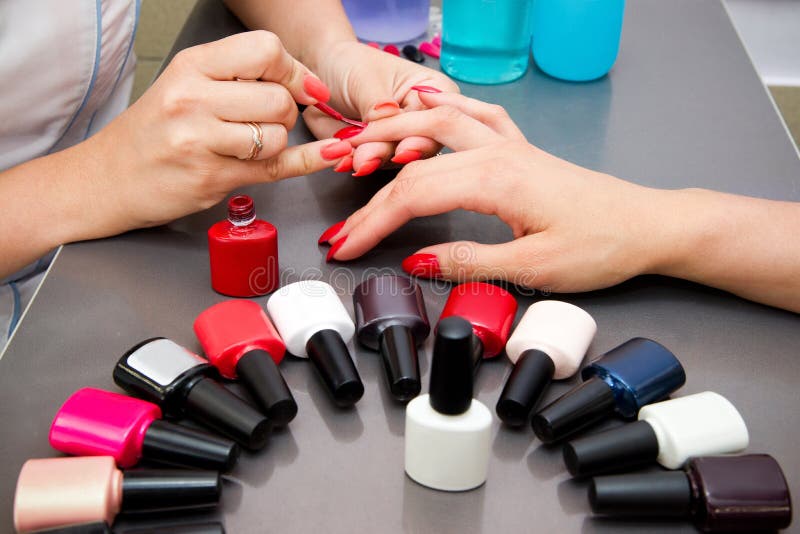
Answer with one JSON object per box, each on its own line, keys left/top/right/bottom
{"left": 305, "top": 41, "right": 458, "bottom": 176}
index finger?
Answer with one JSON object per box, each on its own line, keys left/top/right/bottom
{"left": 185, "top": 31, "right": 324, "bottom": 106}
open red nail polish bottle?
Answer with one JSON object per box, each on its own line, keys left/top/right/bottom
{"left": 207, "top": 195, "right": 279, "bottom": 297}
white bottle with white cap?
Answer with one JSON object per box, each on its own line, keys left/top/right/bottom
{"left": 496, "top": 301, "right": 597, "bottom": 427}
{"left": 267, "top": 281, "right": 363, "bottom": 407}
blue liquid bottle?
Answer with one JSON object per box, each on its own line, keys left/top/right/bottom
{"left": 342, "top": 0, "right": 431, "bottom": 43}
{"left": 441, "top": 0, "right": 532, "bottom": 85}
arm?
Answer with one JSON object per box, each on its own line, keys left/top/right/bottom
{"left": 323, "top": 91, "right": 800, "bottom": 313}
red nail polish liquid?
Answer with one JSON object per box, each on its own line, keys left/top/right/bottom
{"left": 207, "top": 195, "right": 279, "bottom": 297}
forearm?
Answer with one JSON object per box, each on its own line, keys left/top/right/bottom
{"left": 0, "top": 137, "right": 119, "bottom": 278}
{"left": 648, "top": 188, "right": 800, "bottom": 312}
{"left": 223, "top": 0, "right": 356, "bottom": 70}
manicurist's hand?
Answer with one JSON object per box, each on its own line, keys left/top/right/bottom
{"left": 0, "top": 31, "right": 352, "bottom": 277}
{"left": 322, "top": 92, "right": 800, "bottom": 312}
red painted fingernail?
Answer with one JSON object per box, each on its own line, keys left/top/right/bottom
{"left": 333, "top": 126, "right": 364, "bottom": 140}
{"left": 320, "top": 140, "right": 352, "bottom": 160}
{"left": 411, "top": 85, "right": 442, "bottom": 94}
{"left": 318, "top": 220, "right": 346, "bottom": 245}
{"left": 402, "top": 253, "right": 441, "bottom": 278}
{"left": 372, "top": 100, "right": 400, "bottom": 113}
{"left": 333, "top": 155, "right": 353, "bottom": 173}
{"left": 391, "top": 150, "right": 422, "bottom": 164}
{"left": 303, "top": 74, "right": 330, "bottom": 103}
{"left": 326, "top": 235, "right": 348, "bottom": 262}
{"left": 432, "top": 35, "right": 441, "bottom": 48}
{"left": 367, "top": 42, "right": 380, "bottom": 49}
{"left": 352, "top": 158, "right": 382, "bottom": 177}
{"left": 419, "top": 42, "right": 441, "bottom": 59}
{"left": 383, "top": 44, "right": 400, "bottom": 56}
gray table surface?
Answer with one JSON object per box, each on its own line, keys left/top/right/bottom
{"left": 2, "top": 1, "right": 799, "bottom": 533}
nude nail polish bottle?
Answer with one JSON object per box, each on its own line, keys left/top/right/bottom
{"left": 353, "top": 274, "right": 430, "bottom": 401}
{"left": 590, "top": 454, "right": 793, "bottom": 532}
{"left": 113, "top": 338, "right": 271, "bottom": 449}
{"left": 405, "top": 316, "right": 492, "bottom": 492}
{"left": 49, "top": 387, "right": 239, "bottom": 471}
{"left": 438, "top": 282, "right": 518, "bottom": 371}
{"left": 194, "top": 300, "right": 297, "bottom": 426}
{"left": 267, "top": 280, "right": 364, "bottom": 407}
{"left": 13, "top": 456, "right": 220, "bottom": 533}
{"left": 207, "top": 194, "right": 279, "bottom": 297}
{"left": 564, "top": 391, "right": 749, "bottom": 477}
{"left": 496, "top": 301, "right": 597, "bottom": 427}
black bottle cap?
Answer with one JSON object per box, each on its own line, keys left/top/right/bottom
{"left": 429, "top": 317, "right": 474, "bottom": 415}
{"left": 120, "top": 469, "right": 221, "bottom": 512}
{"left": 496, "top": 349, "right": 556, "bottom": 427}
{"left": 184, "top": 377, "right": 271, "bottom": 450}
{"left": 589, "top": 471, "right": 692, "bottom": 517}
{"left": 564, "top": 420, "right": 660, "bottom": 477}
{"left": 235, "top": 349, "right": 298, "bottom": 426}
{"left": 402, "top": 44, "right": 425, "bottom": 62}
{"left": 531, "top": 376, "right": 617, "bottom": 443}
{"left": 378, "top": 324, "right": 422, "bottom": 401}
{"left": 30, "top": 523, "right": 111, "bottom": 534}
{"left": 470, "top": 333, "right": 485, "bottom": 374}
{"left": 116, "top": 522, "right": 225, "bottom": 534}
{"left": 306, "top": 329, "right": 364, "bottom": 408}
{"left": 142, "top": 419, "right": 240, "bottom": 472}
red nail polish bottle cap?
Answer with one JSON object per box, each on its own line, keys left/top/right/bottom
{"left": 438, "top": 282, "right": 518, "bottom": 359}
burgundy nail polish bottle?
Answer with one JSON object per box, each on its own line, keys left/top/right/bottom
{"left": 438, "top": 282, "right": 518, "bottom": 371}
{"left": 353, "top": 275, "right": 430, "bottom": 401}
{"left": 194, "top": 300, "right": 297, "bottom": 426}
{"left": 113, "top": 338, "right": 271, "bottom": 450}
{"left": 207, "top": 195, "right": 279, "bottom": 297}
{"left": 590, "top": 454, "right": 793, "bottom": 532}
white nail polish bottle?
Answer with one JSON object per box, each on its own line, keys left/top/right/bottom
{"left": 497, "top": 301, "right": 597, "bottom": 427}
{"left": 564, "top": 391, "right": 749, "bottom": 477}
{"left": 266, "top": 281, "right": 363, "bottom": 407}
{"left": 405, "top": 316, "right": 492, "bottom": 492}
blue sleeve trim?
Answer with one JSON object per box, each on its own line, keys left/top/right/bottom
{"left": 7, "top": 282, "right": 22, "bottom": 340}
{"left": 85, "top": 0, "right": 142, "bottom": 138}
{"left": 50, "top": 0, "right": 103, "bottom": 151}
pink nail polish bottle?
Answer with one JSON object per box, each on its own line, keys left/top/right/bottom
{"left": 49, "top": 388, "right": 239, "bottom": 471}
{"left": 13, "top": 457, "right": 220, "bottom": 533}
{"left": 207, "top": 195, "right": 279, "bottom": 297}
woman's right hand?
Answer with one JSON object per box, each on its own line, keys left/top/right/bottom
{"left": 85, "top": 30, "right": 352, "bottom": 236}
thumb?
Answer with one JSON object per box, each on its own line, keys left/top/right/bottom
{"left": 401, "top": 237, "right": 547, "bottom": 289}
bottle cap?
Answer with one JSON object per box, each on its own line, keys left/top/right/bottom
{"left": 563, "top": 420, "right": 660, "bottom": 477}
{"left": 235, "top": 350, "right": 297, "bottom": 426}
{"left": 589, "top": 471, "right": 692, "bottom": 517}
{"left": 183, "top": 378, "right": 271, "bottom": 450}
{"left": 116, "top": 522, "right": 225, "bottom": 534}
{"left": 306, "top": 329, "right": 364, "bottom": 408}
{"left": 429, "top": 317, "right": 474, "bottom": 415}
{"left": 496, "top": 349, "right": 555, "bottom": 427}
{"left": 142, "top": 420, "right": 240, "bottom": 471}
{"left": 120, "top": 469, "right": 221, "bottom": 512}
{"left": 531, "top": 377, "right": 617, "bottom": 443}
{"left": 378, "top": 325, "right": 421, "bottom": 401}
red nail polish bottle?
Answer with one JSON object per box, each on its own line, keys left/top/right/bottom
{"left": 207, "top": 195, "right": 279, "bottom": 297}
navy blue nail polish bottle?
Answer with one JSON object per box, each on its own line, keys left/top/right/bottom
{"left": 531, "top": 338, "right": 685, "bottom": 443}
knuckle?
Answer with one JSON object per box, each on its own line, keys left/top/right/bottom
{"left": 267, "top": 89, "right": 296, "bottom": 122}
{"left": 435, "top": 104, "right": 462, "bottom": 124}
{"left": 261, "top": 156, "right": 284, "bottom": 181}
{"left": 166, "top": 126, "right": 202, "bottom": 159}
{"left": 159, "top": 84, "right": 195, "bottom": 118}
{"left": 270, "top": 127, "right": 288, "bottom": 152}
{"left": 486, "top": 103, "right": 509, "bottom": 121}
{"left": 168, "top": 49, "right": 194, "bottom": 72}
{"left": 252, "top": 30, "right": 282, "bottom": 62}
{"left": 297, "top": 148, "right": 316, "bottom": 175}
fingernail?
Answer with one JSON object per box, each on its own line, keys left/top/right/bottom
{"left": 326, "top": 235, "right": 348, "bottom": 262}
{"left": 402, "top": 253, "right": 441, "bottom": 278}
{"left": 320, "top": 140, "right": 352, "bottom": 160}
{"left": 334, "top": 155, "right": 353, "bottom": 173}
{"left": 318, "top": 220, "right": 346, "bottom": 245}
{"left": 352, "top": 158, "right": 382, "bottom": 177}
{"left": 333, "top": 126, "right": 364, "bottom": 140}
{"left": 411, "top": 85, "right": 442, "bottom": 94}
{"left": 303, "top": 74, "right": 330, "bottom": 103}
{"left": 391, "top": 150, "right": 422, "bottom": 164}
{"left": 383, "top": 44, "right": 400, "bottom": 56}
{"left": 419, "top": 42, "right": 441, "bottom": 59}
{"left": 432, "top": 35, "right": 442, "bottom": 48}
{"left": 367, "top": 42, "right": 380, "bottom": 49}
{"left": 372, "top": 100, "right": 400, "bottom": 113}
